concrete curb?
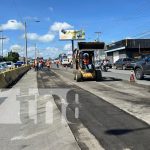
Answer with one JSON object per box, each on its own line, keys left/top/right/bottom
{"left": 0, "top": 66, "right": 31, "bottom": 88}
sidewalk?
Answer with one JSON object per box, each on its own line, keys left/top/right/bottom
{"left": 0, "top": 69, "right": 80, "bottom": 150}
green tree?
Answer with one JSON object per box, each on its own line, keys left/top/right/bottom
{"left": 4, "top": 52, "right": 19, "bottom": 63}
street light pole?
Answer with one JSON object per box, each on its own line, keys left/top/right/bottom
{"left": 24, "top": 22, "right": 28, "bottom": 65}
{"left": 35, "top": 43, "right": 37, "bottom": 59}
{"left": 0, "top": 30, "right": 6, "bottom": 59}
{"left": 10, "top": 20, "right": 40, "bottom": 63}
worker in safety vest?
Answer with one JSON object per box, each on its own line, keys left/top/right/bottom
{"left": 46, "top": 59, "right": 51, "bottom": 70}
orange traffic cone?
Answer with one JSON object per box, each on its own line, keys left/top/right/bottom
{"left": 130, "top": 71, "right": 135, "bottom": 82}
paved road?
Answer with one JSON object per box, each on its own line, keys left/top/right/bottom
{"left": 37, "top": 68, "right": 150, "bottom": 150}
{"left": 57, "top": 64, "right": 150, "bottom": 86}
{"left": 0, "top": 70, "right": 80, "bottom": 150}
{"left": 103, "top": 69, "right": 150, "bottom": 86}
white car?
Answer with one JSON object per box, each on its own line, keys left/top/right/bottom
{"left": 6, "top": 61, "right": 15, "bottom": 69}
{"left": 0, "top": 62, "right": 8, "bottom": 72}
{"left": 0, "top": 64, "right": 5, "bottom": 72}
{"left": 61, "top": 59, "right": 70, "bottom": 66}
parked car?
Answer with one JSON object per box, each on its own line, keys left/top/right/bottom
{"left": 0, "top": 64, "right": 6, "bottom": 72}
{"left": 15, "top": 61, "right": 25, "bottom": 67}
{"left": 0, "top": 62, "right": 8, "bottom": 72}
{"left": 114, "top": 58, "right": 134, "bottom": 70}
{"left": 6, "top": 61, "right": 15, "bottom": 69}
{"left": 134, "top": 54, "right": 150, "bottom": 80}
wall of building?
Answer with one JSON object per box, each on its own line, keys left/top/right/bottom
{"left": 106, "top": 39, "right": 150, "bottom": 62}
{"left": 106, "top": 52, "right": 113, "bottom": 63}
{"left": 106, "top": 50, "right": 127, "bottom": 63}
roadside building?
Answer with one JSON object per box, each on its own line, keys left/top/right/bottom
{"left": 106, "top": 39, "right": 150, "bottom": 63}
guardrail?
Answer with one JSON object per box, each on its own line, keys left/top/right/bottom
{"left": 0, "top": 65, "right": 31, "bottom": 88}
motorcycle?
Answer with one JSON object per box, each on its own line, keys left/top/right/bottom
{"left": 100, "top": 63, "right": 108, "bottom": 72}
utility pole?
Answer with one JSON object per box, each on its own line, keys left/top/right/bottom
{"left": 95, "top": 32, "right": 101, "bottom": 42}
{"left": 10, "top": 20, "right": 40, "bottom": 63}
{"left": 0, "top": 30, "right": 6, "bottom": 59}
{"left": 24, "top": 22, "right": 28, "bottom": 65}
{"left": 35, "top": 43, "right": 37, "bottom": 59}
{"left": 71, "top": 40, "right": 74, "bottom": 54}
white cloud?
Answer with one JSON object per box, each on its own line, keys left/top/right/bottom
{"left": 9, "top": 45, "right": 39, "bottom": 57}
{"left": 46, "top": 47, "right": 59, "bottom": 51}
{"left": 50, "top": 22, "right": 73, "bottom": 32}
{"left": 38, "top": 34, "right": 55, "bottom": 42}
{"left": 22, "top": 33, "right": 55, "bottom": 43}
{"left": 64, "top": 43, "right": 72, "bottom": 51}
{"left": 48, "top": 7, "right": 54, "bottom": 12}
{"left": 26, "top": 33, "right": 39, "bottom": 40}
{"left": 0, "top": 20, "right": 24, "bottom": 31}
{"left": 28, "top": 46, "right": 36, "bottom": 52}
{"left": 45, "top": 47, "right": 60, "bottom": 58}
{"left": 10, "top": 44, "right": 23, "bottom": 52}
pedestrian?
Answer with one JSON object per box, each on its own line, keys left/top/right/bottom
{"left": 38, "top": 60, "right": 42, "bottom": 70}
{"left": 34, "top": 59, "right": 38, "bottom": 71}
{"left": 70, "top": 61, "right": 73, "bottom": 68}
{"left": 41, "top": 59, "right": 44, "bottom": 69}
{"left": 56, "top": 61, "right": 59, "bottom": 68}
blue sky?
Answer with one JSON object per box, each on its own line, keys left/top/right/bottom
{"left": 0, "top": 0, "right": 150, "bottom": 58}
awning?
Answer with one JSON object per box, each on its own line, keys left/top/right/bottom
{"left": 105, "top": 46, "right": 125, "bottom": 53}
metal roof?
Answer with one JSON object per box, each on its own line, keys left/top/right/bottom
{"left": 105, "top": 46, "right": 125, "bottom": 53}
{"left": 78, "top": 42, "right": 105, "bottom": 50}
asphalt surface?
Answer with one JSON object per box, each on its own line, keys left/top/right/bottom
{"left": 37, "top": 68, "right": 150, "bottom": 150}
{"left": 0, "top": 70, "right": 80, "bottom": 150}
{"left": 103, "top": 69, "right": 150, "bottom": 86}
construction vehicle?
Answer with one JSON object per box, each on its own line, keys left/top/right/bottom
{"left": 73, "top": 42, "right": 105, "bottom": 82}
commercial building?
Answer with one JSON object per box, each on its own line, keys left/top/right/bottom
{"left": 106, "top": 39, "right": 150, "bottom": 63}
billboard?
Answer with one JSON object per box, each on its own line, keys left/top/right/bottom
{"left": 59, "top": 29, "right": 85, "bottom": 40}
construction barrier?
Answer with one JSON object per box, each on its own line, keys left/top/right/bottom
{"left": 130, "top": 71, "right": 135, "bottom": 82}
{"left": 0, "top": 65, "right": 31, "bottom": 88}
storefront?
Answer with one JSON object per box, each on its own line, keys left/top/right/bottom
{"left": 106, "top": 39, "right": 150, "bottom": 63}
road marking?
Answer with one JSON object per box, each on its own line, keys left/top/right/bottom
{"left": 11, "top": 130, "right": 49, "bottom": 141}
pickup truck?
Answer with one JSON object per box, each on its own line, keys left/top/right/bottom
{"left": 134, "top": 55, "right": 150, "bottom": 80}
